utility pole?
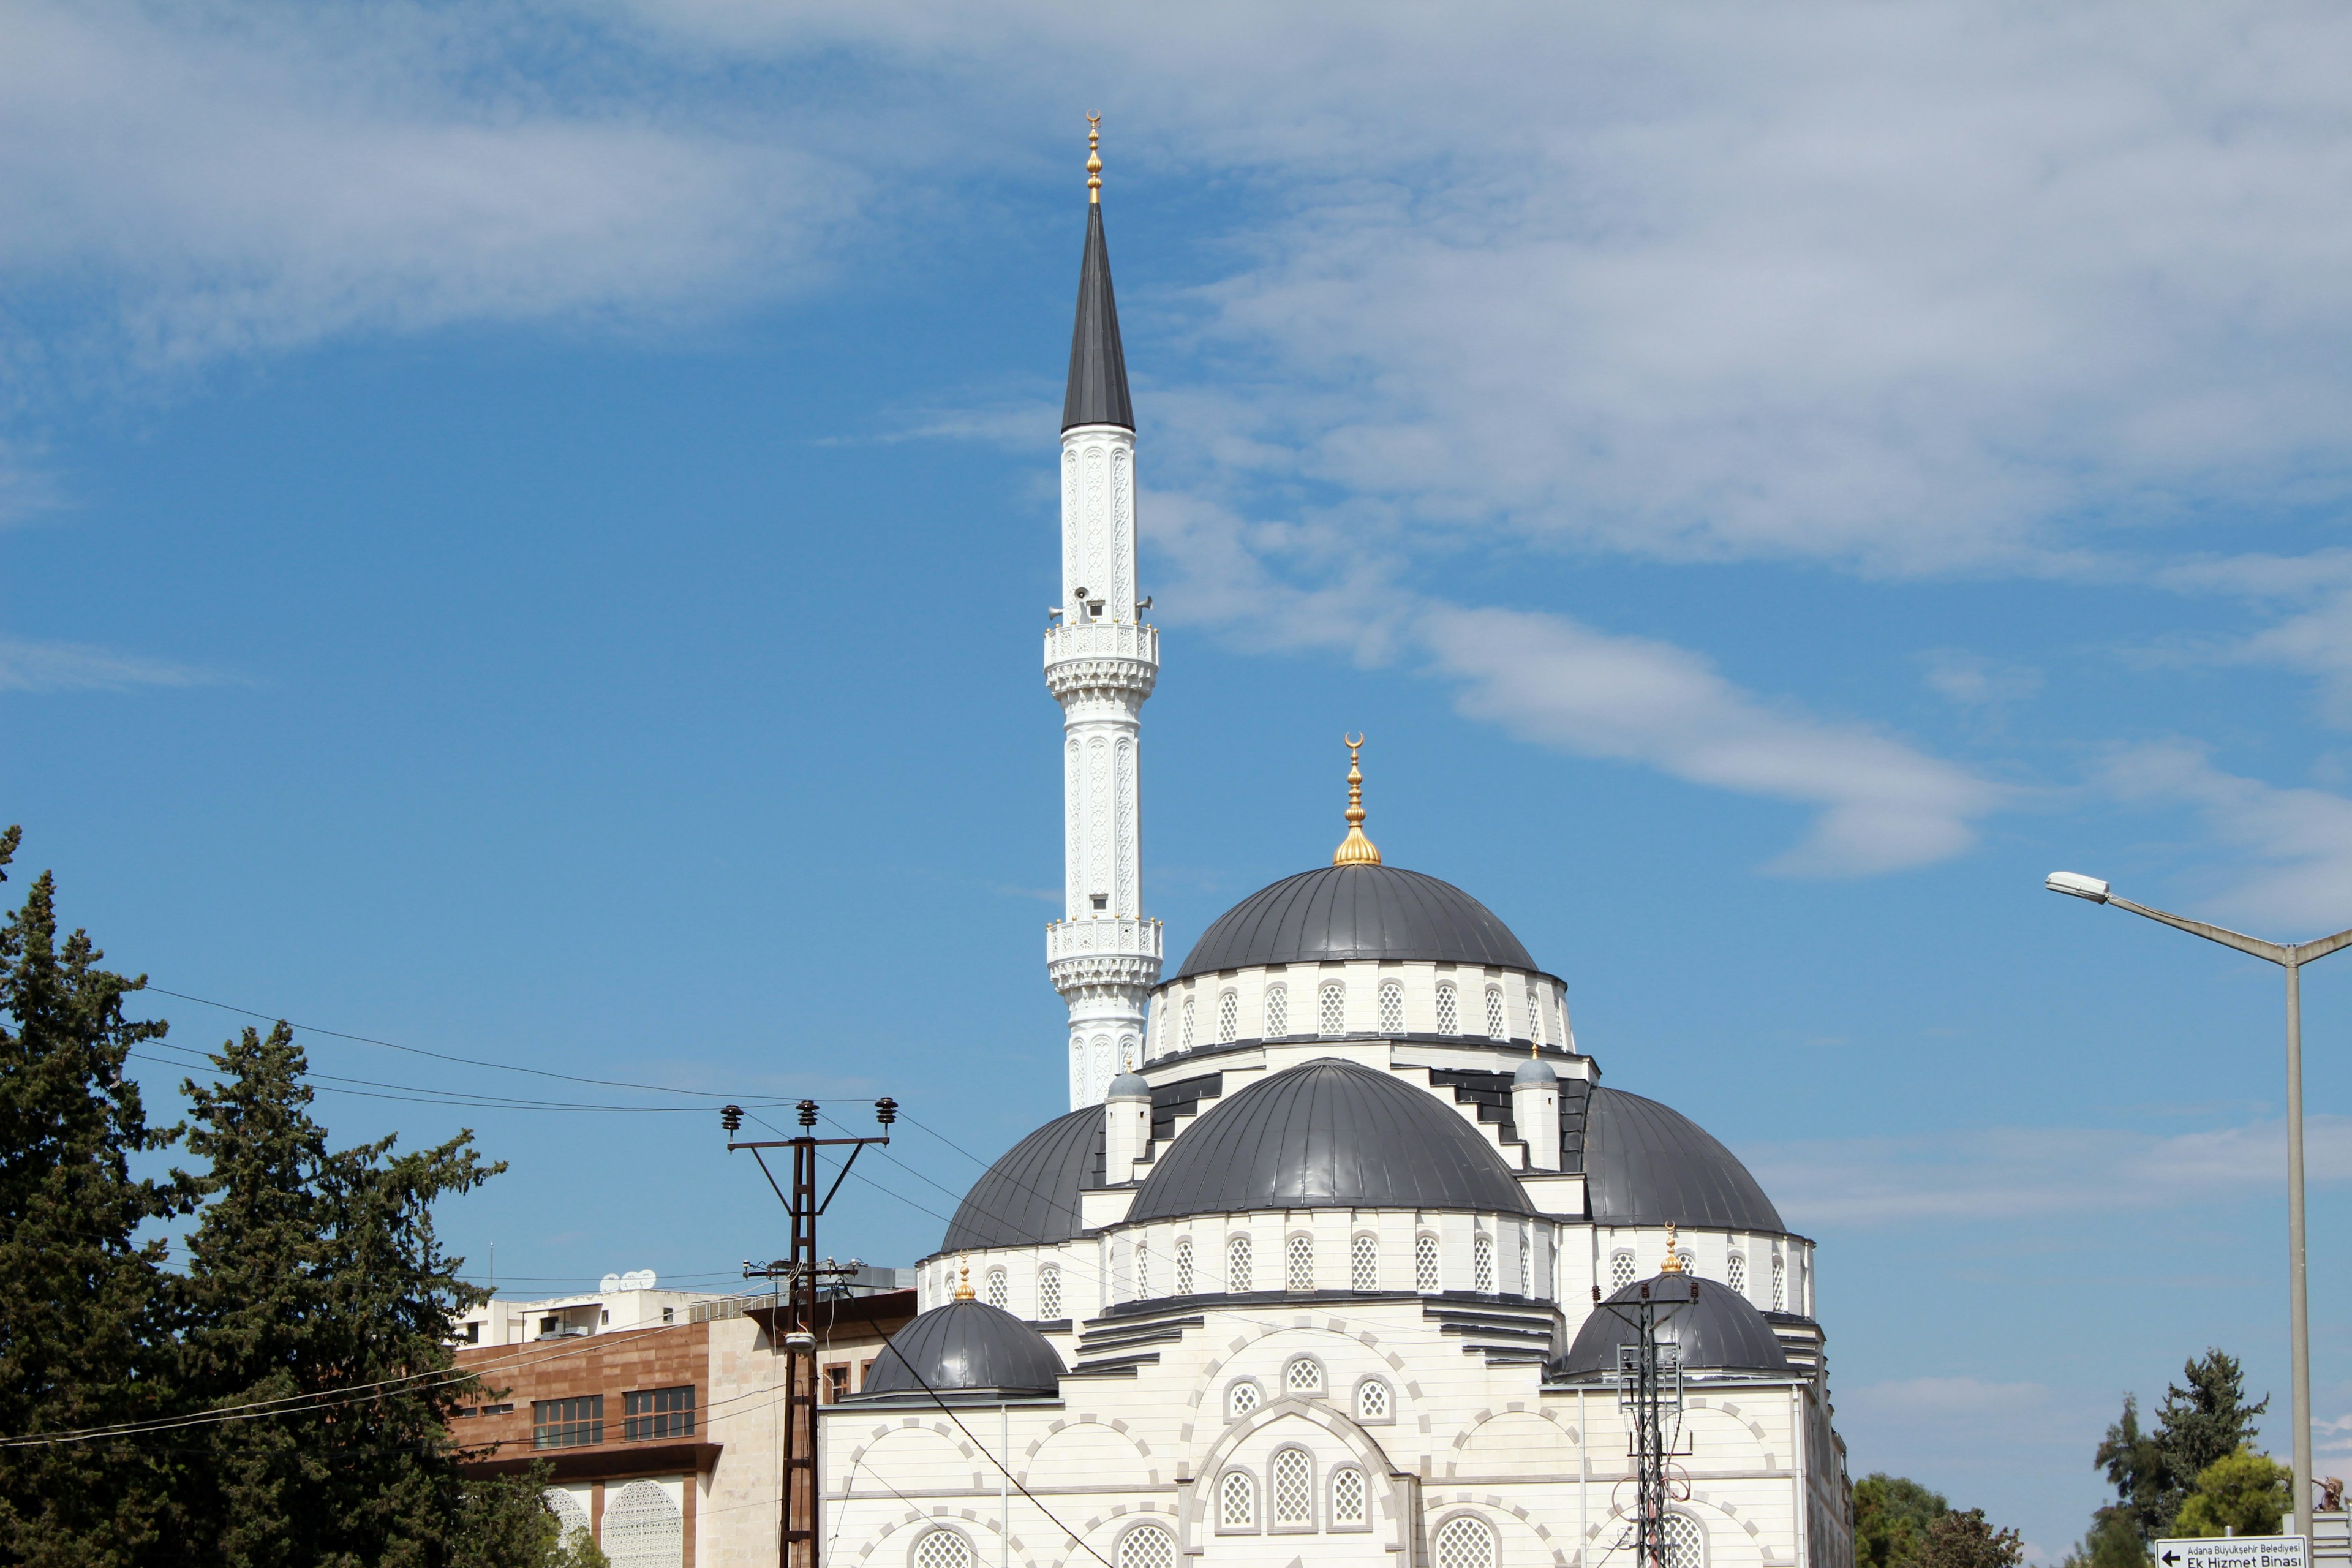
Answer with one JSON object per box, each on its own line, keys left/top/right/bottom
{"left": 1595, "top": 1272, "right": 1697, "bottom": 1568}
{"left": 723, "top": 1096, "right": 897, "bottom": 1568}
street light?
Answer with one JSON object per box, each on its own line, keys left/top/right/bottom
{"left": 2046, "top": 871, "right": 2352, "bottom": 1540}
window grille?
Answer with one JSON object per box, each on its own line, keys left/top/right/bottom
{"left": 1611, "top": 1251, "right": 1637, "bottom": 1291}
{"left": 1219, "top": 1471, "right": 1256, "bottom": 1529}
{"left": 1135, "top": 1247, "right": 1150, "bottom": 1297}
{"left": 1485, "top": 987, "right": 1507, "bottom": 1040}
{"left": 1227, "top": 1234, "right": 1253, "bottom": 1293}
{"left": 1265, "top": 986, "right": 1287, "bottom": 1036}
{"left": 1676, "top": 1251, "right": 1695, "bottom": 1276}
{"left": 1351, "top": 1234, "right": 1379, "bottom": 1291}
{"left": 985, "top": 1268, "right": 1008, "bottom": 1310}
{"left": 1228, "top": 1381, "right": 1261, "bottom": 1419}
{"left": 1039, "top": 1266, "right": 1062, "bottom": 1320}
{"left": 602, "top": 1477, "right": 684, "bottom": 1568}
{"left": 1174, "top": 1237, "right": 1194, "bottom": 1295}
{"left": 1378, "top": 981, "right": 1404, "bottom": 1033}
{"left": 1436, "top": 1516, "right": 1497, "bottom": 1568}
{"left": 533, "top": 1395, "right": 602, "bottom": 1450}
{"left": 1286, "top": 1234, "right": 1314, "bottom": 1291}
{"left": 1436, "top": 982, "right": 1459, "bottom": 1034}
{"left": 1217, "top": 990, "right": 1238, "bottom": 1044}
{"left": 1772, "top": 1256, "right": 1786, "bottom": 1311}
{"left": 1473, "top": 1234, "right": 1496, "bottom": 1293}
{"left": 1180, "top": 996, "right": 1194, "bottom": 1052}
{"left": 1273, "top": 1449, "right": 1313, "bottom": 1525}
{"left": 914, "top": 1529, "right": 972, "bottom": 1568}
{"left": 543, "top": 1488, "right": 592, "bottom": 1548}
{"left": 1319, "top": 982, "right": 1346, "bottom": 1035}
{"left": 1414, "top": 1234, "right": 1440, "bottom": 1294}
{"left": 622, "top": 1385, "right": 694, "bottom": 1441}
{"left": 1284, "top": 1356, "right": 1322, "bottom": 1394}
{"left": 1118, "top": 1525, "right": 1175, "bottom": 1568}
{"left": 1526, "top": 987, "right": 1542, "bottom": 1045}
{"left": 1332, "top": 1466, "right": 1368, "bottom": 1526}
{"left": 1662, "top": 1512, "right": 1705, "bottom": 1568}
{"left": 1356, "top": 1379, "right": 1390, "bottom": 1420}
{"left": 1519, "top": 1225, "right": 1532, "bottom": 1296}
{"left": 1727, "top": 1253, "right": 1746, "bottom": 1295}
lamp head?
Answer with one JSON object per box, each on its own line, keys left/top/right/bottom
{"left": 2045, "top": 871, "right": 2112, "bottom": 903}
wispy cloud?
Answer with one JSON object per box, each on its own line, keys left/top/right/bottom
{"left": 0, "top": 636, "right": 226, "bottom": 694}
{"left": 2091, "top": 741, "right": 2352, "bottom": 929}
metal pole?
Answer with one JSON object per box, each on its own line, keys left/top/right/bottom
{"left": 2288, "top": 956, "right": 2313, "bottom": 1541}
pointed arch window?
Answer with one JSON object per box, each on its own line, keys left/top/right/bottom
{"left": 1216, "top": 990, "right": 1238, "bottom": 1044}
{"left": 1227, "top": 1233, "right": 1253, "bottom": 1294}
{"left": 1351, "top": 1234, "right": 1378, "bottom": 1291}
{"left": 1525, "top": 987, "right": 1542, "bottom": 1046}
{"left": 1473, "top": 1234, "right": 1495, "bottom": 1293}
{"left": 1272, "top": 1448, "right": 1313, "bottom": 1526}
{"left": 1174, "top": 1236, "right": 1194, "bottom": 1295}
{"left": 1414, "top": 1234, "right": 1440, "bottom": 1294}
{"left": 1134, "top": 1246, "right": 1149, "bottom": 1297}
{"left": 1484, "top": 987, "right": 1507, "bottom": 1041}
{"left": 984, "top": 1267, "right": 1007, "bottom": 1310}
{"left": 1772, "top": 1254, "right": 1787, "bottom": 1311}
{"left": 1285, "top": 1234, "right": 1314, "bottom": 1292}
{"left": 1331, "top": 1466, "right": 1368, "bottom": 1527}
{"left": 1179, "top": 995, "right": 1195, "bottom": 1052}
{"left": 1518, "top": 1223, "right": 1533, "bottom": 1296}
{"left": 1435, "top": 982, "right": 1460, "bottom": 1035}
{"left": 1318, "top": 981, "right": 1346, "bottom": 1035}
{"left": 1038, "top": 1265, "right": 1062, "bottom": 1321}
{"left": 1264, "top": 984, "right": 1288, "bottom": 1037}
{"left": 1378, "top": 980, "right": 1404, "bottom": 1033}
{"left": 1610, "top": 1250, "right": 1637, "bottom": 1292}
{"left": 1726, "top": 1253, "right": 1746, "bottom": 1296}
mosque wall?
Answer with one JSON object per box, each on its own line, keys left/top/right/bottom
{"left": 1147, "top": 962, "right": 1574, "bottom": 1061}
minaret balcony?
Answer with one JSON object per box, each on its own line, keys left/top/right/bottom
{"left": 1043, "top": 622, "right": 1159, "bottom": 699}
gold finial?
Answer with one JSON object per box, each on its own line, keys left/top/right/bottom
{"left": 954, "top": 1257, "right": 975, "bottom": 1301}
{"left": 1087, "top": 114, "right": 1102, "bottom": 204}
{"left": 1659, "top": 1224, "right": 1683, "bottom": 1275}
{"left": 1332, "top": 734, "right": 1382, "bottom": 867}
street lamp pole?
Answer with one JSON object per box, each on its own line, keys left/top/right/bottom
{"left": 2046, "top": 871, "right": 2352, "bottom": 1541}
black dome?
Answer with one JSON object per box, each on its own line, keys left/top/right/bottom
{"left": 1583, "top": 1088, "right": 1784, "bottom": 1232}
{"left": 1170, "top": 864, "right": 1539, "bottom": 983}
{"left": 862, "top": 1300, "right": 1063, "bottom": 1397}
{"left": 1554, "top": 1274, "right": 1790, "bottom": 1378}
{"left": 939, "top": 1106, "right": 1103, "bottom": 1254}
{"left": 1129, "top": 1058, "right": 1534, "bottom": 1223}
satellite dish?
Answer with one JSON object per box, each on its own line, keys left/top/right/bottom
{"left": 622, "top": 1269, "right": 656, "bottom": 1292}
{"left": 598, "top": 1273, "right": 621, "bottom": 1293}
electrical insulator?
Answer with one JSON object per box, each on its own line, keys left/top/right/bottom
{"left": 796, "top": 1099, "right": 818, "bottom": 1128}
{"left": 720, "top": 1104, "right": 742, "bottom": 1134}
{"left": 873, "top": 1096, "right": 898, "bottom": 1126}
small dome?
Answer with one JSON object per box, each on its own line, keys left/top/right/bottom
{"left": 939, "top": 1105, "right": 1102, "bottom": 1253}
{"left": 1583, "top": 1087, "right": 1783, "bottom": 1233}
{"left": 1169, "top": 863, "right": 1539, "bottom": 983}
{"left": 861, "top": 1300, "right": 1063, "bottom": 1397}
{"left": 1107, "top": 1072, "right": 1152, "bottom": 1100}
{"left": 1553, "top": 1274, "right": 1790, "bottom": 1379}
{"left": 1130, "top": 1057, "right": 1534, "bottom": 1223}
{"left": 1513, "top": 1056, "right": 1558, "bottom": 1086}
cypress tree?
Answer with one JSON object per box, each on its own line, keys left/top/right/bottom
{"left": 2153, "top": 1352, "right": 2267, "bottom": 1535}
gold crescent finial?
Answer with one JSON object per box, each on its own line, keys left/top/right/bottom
{"left": 954, "top": 1257, "right": 975, "bottom": 1300}
{"left": 1659, "top": 1224, "right": 1683, "bottom": 1275}
{"left": 1332, "top": 734, "right": 1382, "bottom": 867}
{"left": 1087, "top": 114, "right": 1102, "bottom": 204}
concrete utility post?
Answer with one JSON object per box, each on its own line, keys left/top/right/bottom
{"left": 2046, "top": 872, "right": 2352, "bottom": 1540}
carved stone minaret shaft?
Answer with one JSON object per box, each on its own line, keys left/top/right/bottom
{"left": 1046, "top": 121, "right": 1161, "bottom": 1110}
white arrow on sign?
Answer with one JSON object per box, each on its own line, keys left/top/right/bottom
{"left": 2154, "top": 1536, "right": 2307, "bottom": 1568}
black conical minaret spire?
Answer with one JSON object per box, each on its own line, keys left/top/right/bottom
{"left": 1062, "top": 119, "right": 1133, "bottom": 432}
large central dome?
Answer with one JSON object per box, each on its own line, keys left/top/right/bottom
{"left": 1170, "top": 863, "right": 1538, "bottom": 981}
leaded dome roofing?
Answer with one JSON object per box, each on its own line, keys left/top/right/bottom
{"left": 938, "top": 1104, "right": 1102, "bottom": 1253}
{"left": 1170, "top": 863, "right": 1539, "bottom": 981}
{"left": 1129, "top": 1057, "right": 1534, "bottom": 1223}
{"left": 1553, "top": 1273, "right": 1791, "bottom": 1378}
{"left": 1583, "top": 1087, "right": 1784, "bottom": 1232}
{"left": 861, "top": 1299, "right": 1063, "bottom": 1397}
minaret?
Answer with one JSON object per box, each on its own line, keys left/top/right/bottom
{"left": 1046, "top": 117, "right": 1162, "bottom": 1110}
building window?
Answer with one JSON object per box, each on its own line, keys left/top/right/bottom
{"left": 1227, "top": 1380, "right": 1262, "bottom": 1419}
{"left": 1473, "top": 1233, "right": 1496, "bottom": 1293}
{"left": 1727, "top": 1253, "right": 1746, "bottom": 1295}
{"left": 1039, "top": 1265, "right": 1062, "bottom": 1320}
{"left": 1676, "top": 1250, "right": 1695, "bottom": 1276}
{"left": 622, "top": 1384, "right": 695, "bottom": 1440}
{"left": 1484, "top": 987, "right": 1507, "bottom": 1041}
{"left": 1219, "top": 1470, "right": 1257, "bottom": 1529}
{"left": 543, "top": 1487, "right": 592, "bottom": 1547}
{"left": 824, "top": 1365, "right": 850, "bottom": 1403}
{"left": 1414, "top": 1234, "right": 1440, "bottom": 1294}
{"left": 1174, "top": 1237, "right": 1194, "bottom": 1295}
{"left": 1518, "top": 1224, "right": 1532, "bottom": 1296}
{"left": 1180, "top": 995, "right": 1195, "bottom": 1052}
{"left": 1332, "top": 1466, "right": 1368, "bottom": 1526}
{"left": 984, "top": 1267, "right": 1008, "bottom": 1310}
{"left": 1265, "top": 985, "right": 1288, "bottom": 1036}
{"left": 1773, "top": 1255, "right": 1787, "bottom": 1311}
{"left": 461, "top": 1322, "right": 480, "bottom": 1343}
{"left": 1663, "top": 1512, "right": 1705, "bottom": 1568}
{"left": 1356, "top": 1378, "right": 1392, "bottom": 1421}
{"left": 1436, "top": 1516, "right": 1498, "bottom": 1568}
{"left": 1525, "top": 987, "right": 1542, "bottom": 1045}
{"left": 1284, "top": 1356, "right": 1323, "bottom": 1395}
{"left": 603, "top": 1479, "right": 684, "bottom": 1566}
{"left": 1118, "top": 1525, "right": 1176, "bottom": 1568}
{"left": 532, "top": 1395, "right": 602, "bottom": 1450}
{"left": 1217, "top": 990, "right": 1239, "bottom": 1044}
{"left": 1318, "top": 981, "right": 1346, "bottom": 1035}
{"left": 1351, "top": 1234, "right": 1379, "bottom": 1291}
{"left": 1378, "top": 980, "right": 1404, "bottom": 1033}
{"left": 1436, "top": 982, "right": 1460, "bottom": 1035}
{"left": 913, "top": 1528, "right": 973, "bottom": 1568}
{"left": 1135, "top": 1246, "right": 1150, "bottom": 1297}
{"left": 1611, "top": 1250, "right": 1637, "bottom": 1291}
{"left": 1227, "top": 1234, "right": 1253, "bottom": 1293}
{"left": 1286, "top": 1234, "right": 1314, "bottom": 1291}
{"left": 1272, "top": 1448, "right": 1313, "bottom": 1526}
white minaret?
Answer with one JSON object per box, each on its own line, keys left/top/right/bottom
{"left": 1046, "top": 119, "right": 1162, "bottom": 1110}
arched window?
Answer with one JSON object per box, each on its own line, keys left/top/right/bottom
{"left": 1118, "top": 1525, "right": 1175, "bottom": 1568}
{"left": 1118, "top": 1525, "right": 1176, "bottom": 1568}
{"left": 1414, "top": 1234, "right": 1440, "bottom": 1294}
{"left": 1435, "top": 982, "right": 1460, "bottom": 1035}
{"left": 1484, "top": 987, "right": 1507, "bottom": 1041}
{"left": 913, "top": 1528, "right": 972, "bottom": 1568}
{"left": 1216, "top": 990, "right": 1239, "bottom": 1044}
{"left": 1355, "top": 1378, "right": 1392, "bottom": 1421}
{"left": 1727, "top": 1253, "right": 1746, "bottom": 1295}
{"left": 1227, "top": 1233, "right": 1253, "bottom": 1294}
{"left": 1662, "top": 1511, "right": 1706, "bottom": 1568}
{"left": 1331, "top": 1466, "right": 1368, "bottom": 1526}
{"left": 542, "top": 1488, "right": 592, "bottom": 1548}
{"left": 1272, "top": 1448, "right": 1313, "bottom": 1526}
{"left": 1264, "top": 984, "right": 1288, "bottom": 1037}
{"left": 1473, "top": 1234, "right": 1495, "bottom": 1293}
{"left": 1038, "top": 1265, "right": 1062, "bottom": 1320}
{"left": 1286, "top": 1234, "right": 1314, "bottom": 1291}
{"left": 1772, "top": 1255, "right": 1787, "bottom": 1311}
{"left": 1610, "top": 1250, "right": 1637, "bottom": 1291}
{"left": 984, "top": 1267, "right": 1007, "bottom": 1310}
{"left": 1435, "top": 1515, "right": 1497, "bottom": 1568}
{"left": 1135, "top": 1246, "right": 1150, "bottom": 1297}
{"left": 1227, "top": 1380, "right": 1262, "bottom": 1419}
{"left": 1378, "top": 980, "right": 1404, "bottom": 1033}
{"left": 1351, "top": 1234, "right": 1379, "bottom": 1291}
{"left": 1180, "top": 995, "right": 1195, "bottom": 1052}
{"left": 1284, "top": 1356, "right": 1323, "bottom": 1395}
{"left": 1518, "top": 1223, "right": 1532, "bottom": 1296}
{"left": 1318, "top": 981, "right": 1346, "bottom": 1035}
{"left": 1525, "top": 987, "right": 1542, "bottom": 1046}
{"left": 1676, "top": 1250, "right": 1695, "bottom": 1276}
{"left": 1174, "top": 1236, "right": 1194, "bottom": 1295}
{"left": 1219, "top": 1470, "right": 1256, "bottom": 1529}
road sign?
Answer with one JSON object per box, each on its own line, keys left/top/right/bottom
{"left": 2155, "top": 1537, "right": 2308, "bottom": 1568}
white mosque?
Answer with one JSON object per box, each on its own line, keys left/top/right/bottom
{"left": 820, "top": 130, "right": 1855, "bottom": 1568}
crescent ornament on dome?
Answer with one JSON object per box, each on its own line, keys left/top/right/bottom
{"left": 1333, "top": 733, "right": 1382, "bottom": 866}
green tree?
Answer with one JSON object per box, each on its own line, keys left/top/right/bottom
{"left": 1854, "top": 1474, "right": 1951, "bottom": 1568}
{"left": 448, "top": 1471, "right": 611, "bottom": 1568}
{"left": 2061, "top": 1507, "right": 2151, "bottom": 1568}
{"left": 2095, "top": 1394, "right": 2165, "bottom": 1547}
{"left": 2154, "top": 1353, "right": 2268, "bottom": 1533}
{"left": 0, "top": 827, "right": 192, "bottom": 1567}
{"left": 2174, "top": 1448, "right": 2292, "bottom": 1539}
{"left": 1915, "top": 1510, "right": 2025, "bottom": 1568}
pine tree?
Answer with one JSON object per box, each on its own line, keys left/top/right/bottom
{"left": 0, "top": 826, "right": 192, "bottom": 1567}
{"left": 2154, "top": 1352, "right": 2268, "bottom": 1534}
{"left": 1915, "top": 1510, "right": 2024, "bottom": 1568}
{"left": 2095, "top": 1394, "right": 2165, "bottom": 1548}
{"left": 2175, "top": 1448, "right": 2292, "bottom": 1539}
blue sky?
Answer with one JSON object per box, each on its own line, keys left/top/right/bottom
{"left": 7, "top": 1, "right": 2352, "bottom": 1554}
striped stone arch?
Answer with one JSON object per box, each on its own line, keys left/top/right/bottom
{"left": 1444, "top": 1403, "right": 1583, "bottom": 1480}
{"left": 1433, "top": 1494, "right": 1577, "bottom": 1568}
{"left": 850, "top": 1507, "right": 1028, "bottom": 1568}
{"left": 1177, "top": 1395, "right": 1404, "bottom": 1553}
{"left": 840, "top": 1419, "right": 988, "bottom": 1496}
{"left": 1042, "top": 1500, "right": 1183, "bottom": 1568}
{"left": 1017, "top": 1411, "right": 1160, "bottom": 1489}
